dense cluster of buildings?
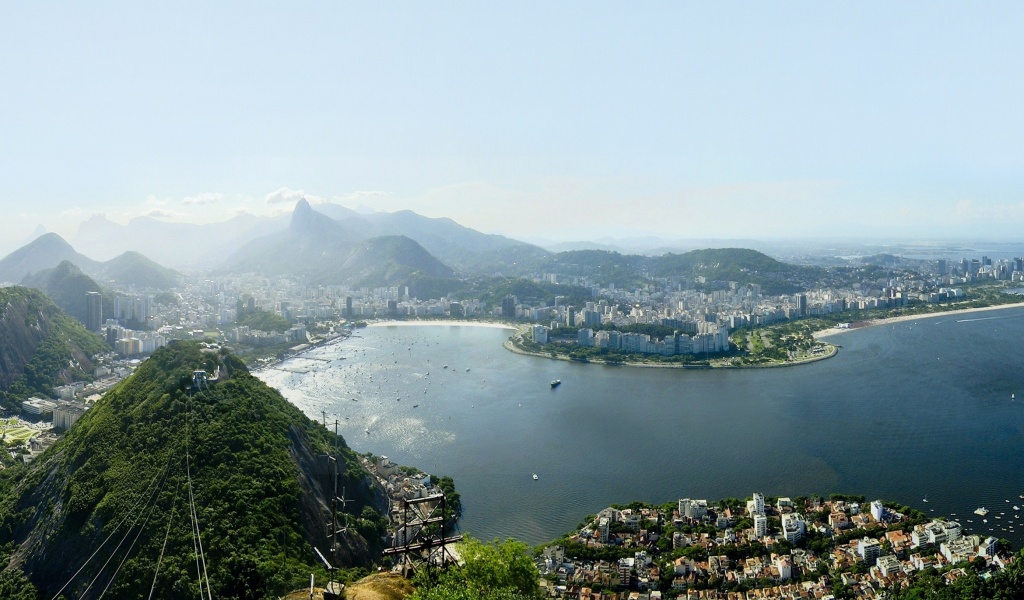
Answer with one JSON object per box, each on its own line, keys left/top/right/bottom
{"left": 531, "top": 321, "right": 731, "bottom": 357}
{"left": 537, "top": 493, "right": 1012, "bottom": 599}
{"left": 7, "top": 355, "right": 137, "bottom": 462}
{"left": 62, "top": 251, "right": 1024, "bottom": 365}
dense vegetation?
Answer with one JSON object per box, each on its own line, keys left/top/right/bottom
{"left": 236, "top": 308, "right": 291, "bottom": 333}
{"left": 409, "top": 537, "right": 541, "bottom": 600}
{"left": 20, "top": 260, "right": 108, "bottom": 326}
{"left": 887, "top": 556, "right": 1024, "bottom": 599}
{"left": 0, "top": 341, "right": 386, "bottom": 599}
{"left": 477, "top": 278, "right": 593, "bottom": 310}
{"left": 0, "top": 286, "right": 108, "bottom": 410}
{"left": 539, "top": 248, "right": 820, "bottom": 294}
{"left": 100, "top": 251, "right": 180, "bottom": 289}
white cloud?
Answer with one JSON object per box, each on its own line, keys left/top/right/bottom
{"left": 145, "top": 208, "right": 181, "bottom": 220}
{"left": 265, "top": 187, "right": 321, "bottom": 205}
{"left": 183, "top": 192, "right": 224, "bottom": 206}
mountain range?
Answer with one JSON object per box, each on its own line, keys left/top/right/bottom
{"left": 0, "top": 234, "right": 181, "bottom": 291}
{"left": 1, "top": 201, "right": 555, "bottom": 292}
{"left": 0, "top": 200, "right": 869, "bottom": 300}
{"left": 225, "top": 199, "right": 458, "bottom": 285}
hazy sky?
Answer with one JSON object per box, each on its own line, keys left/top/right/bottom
{"left": 2, "top": 2, "right": 1023, "bottom": 246}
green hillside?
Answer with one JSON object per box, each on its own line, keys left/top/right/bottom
{"left": 99, "top": 251, "right": 181, "bottom": 289}
{"left": 0, "top": 341, "right": 387, "bottom": 599}
{"left": 0, "top": 286, "right": 107, "bottom": 409}
{"left": 542, "top": 248, "right": 821, "bottom": 294}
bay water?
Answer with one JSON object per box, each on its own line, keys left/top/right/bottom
{"left": 257, "top": 308, "right": 1024, "bottom": 546}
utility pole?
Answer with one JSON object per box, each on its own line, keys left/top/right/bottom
{"left": 320, "top": 413, "right": 349, "bottom": 563}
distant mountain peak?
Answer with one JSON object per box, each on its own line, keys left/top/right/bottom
{"left": 289, "top": 198, "right": 316, "bottom": 232}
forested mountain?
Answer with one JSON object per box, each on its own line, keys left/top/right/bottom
{"left": 316, "top": 204, "right": 550, "bottom": 275}
{"left": 99, "top": 251, "right": 181, "bottom": 289}
{"left": 0, "top": 234, "right": 99, "bottom": 285}
{"left": 0, "top": 234, "right": 180, "bottom": 295}
{"left": 542, "top": 248, "right": 822, "bottom": 294}
{"left": 226, "top": 199, "right": 455, "bottom": 285}
{"left": 20, "top": 261, "right": 110, "bottom": 327}
{"left": 0, "top": 287, "right": 107, "bottom": 409}
{"left": 0, "top": 341, "right": 388, "bottom": 598}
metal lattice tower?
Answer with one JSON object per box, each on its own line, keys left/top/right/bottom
{"left": 382, "top": 492, "right": 462, "bottom": 575}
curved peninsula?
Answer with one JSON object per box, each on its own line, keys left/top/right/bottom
{"left": 504, "top": 334, "right": 837, "bottom": 369}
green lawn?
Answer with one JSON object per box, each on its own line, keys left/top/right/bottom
{"left": 1, "top": 422, "right": 36, "bottom": 445}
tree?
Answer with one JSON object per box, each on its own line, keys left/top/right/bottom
{"left": 0, "top": 569, "right": 39, "bottom": 600}
{"left": 409, "top": 536, "right": 541, "bottom": 600}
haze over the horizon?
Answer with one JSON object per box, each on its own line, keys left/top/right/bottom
{"left": 1, "top": 2, "right": 1022, "bottom": 247}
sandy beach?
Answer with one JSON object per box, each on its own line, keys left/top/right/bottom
{"left": 813, "top": 301, "right": 1024, "bottom": 339}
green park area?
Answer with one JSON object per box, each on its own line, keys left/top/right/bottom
{"left": 1, "top": 418, "right": 36, "bottom": 446}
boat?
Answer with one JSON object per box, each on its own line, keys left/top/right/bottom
{"left": 975, "top": 507, "right": 989, "bottom": 516}
{"left": 532, "top": 473, "right": 538, "bottom": 480}
{"left": 923, "top": 497, "right": 929, "bottom": 503}
{"left": 550, "top": 379, "right": 561, "bottom": 388}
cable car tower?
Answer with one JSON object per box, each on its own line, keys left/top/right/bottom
{"left": 382, "top": 491, "right": 462, "bottom": 575}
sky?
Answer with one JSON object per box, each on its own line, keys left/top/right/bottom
{"left": 1, "top": 2, "right": 1023, "bottom": 248}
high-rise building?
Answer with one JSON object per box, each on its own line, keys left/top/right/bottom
{"left": 501, "top": 295, "right": 517, "bottom": 319}
{"left": 753, "top": 514, "right": 767, "bottom": 537}
{"left": 85, "top": 292, "right": 102, "bottom": 331}
{"left": 858, "top": 537, "right": 881, "bottom": 565}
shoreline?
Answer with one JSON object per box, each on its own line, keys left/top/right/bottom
{"left": 813, "top": 301, "right": 1024, "bottom": 339}
{"left": 369, "top": 319, "right": 516, "bottom": 331}
{"left": 503, "top": 337, "right": 838, "bottom": 370}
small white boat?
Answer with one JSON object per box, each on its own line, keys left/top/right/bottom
{"left": 532, "top": 473, "right": 539, "bottom": 480}
{"left": 975, "top": 507, "right": 989, "bottom": 516}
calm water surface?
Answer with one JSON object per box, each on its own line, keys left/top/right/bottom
{"left": 257, "top": 309, "right": 1024, "bottom": 546}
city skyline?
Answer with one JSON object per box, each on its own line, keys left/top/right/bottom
{"left": 2, "top": 2, "right": 1023, "bottom": 245}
